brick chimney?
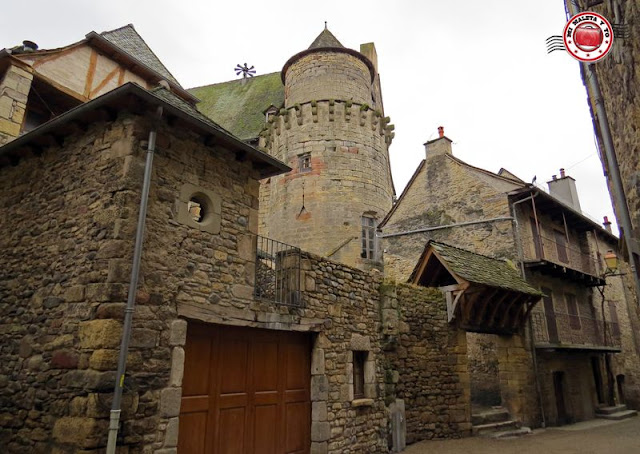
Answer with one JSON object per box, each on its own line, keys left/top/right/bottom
{"left": 547, "top": 168, "right": 582, "bottom": 211}
{"left": 603, "top": 216, "right": 612, "bottom": 233}
{"left": 424, "top": 126, "right": 452, "bottom": 158}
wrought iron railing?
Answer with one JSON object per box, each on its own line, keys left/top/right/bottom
{"left": 531, "top": 311, "right": 621, "bottom": 348}
{"left": 254, "top": 235, "right": 303, "bottom": 307}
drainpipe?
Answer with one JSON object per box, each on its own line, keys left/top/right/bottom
{"left": 566, "top": 0, "right": 640, "bottom": 301}
{"left": 511, "top": 192, "right": 546, "bottom": 428}
{"left": 106, "top": 105, "right": 163, "bottom": 454}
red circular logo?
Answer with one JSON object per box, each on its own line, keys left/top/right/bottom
{"left": 563, "top": 12, "right": 613, "bottom": 62}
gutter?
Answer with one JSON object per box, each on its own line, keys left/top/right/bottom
{"left": 106, "top": 105, "right": 162, "bottom": 454}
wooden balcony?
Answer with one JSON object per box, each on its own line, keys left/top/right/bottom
{"left": 531, "top": 311, "right": 621, "bottom": 352}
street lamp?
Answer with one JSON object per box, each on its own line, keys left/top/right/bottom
{"left": 604, "top": 250, "right": 618, "bottom": 274}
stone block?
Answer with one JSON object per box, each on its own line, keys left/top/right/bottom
{"left": 310, "top": 441, "right": 328, "bottom": 454}
{"left": 52, "top": 417, "right": 99, "bottom": 446}
{"left": 79, "top": 319, "right": 122, "bottom": 349}
{"left": 311, "top": 375, "right": 328, "bottom": 401}
{"left": 89, "top": 349, "right": 118, "bottom": 371}
{"left": 232, "top": 284, "right": 254, "bottom": 300}
{"left": 350, "top": 334, "right": 371, "bottom": 350}
{"left": 169, "top": 319, "right": 188, "bottom": 346}
{"left": 312, "top": 401, "right": 327, "bottom": 422}
{"left": 310, "top": 421, "right": 330, "bottom": 442}
{"left": 170, "top": 347, "right": 185, "bottom": 387}
{"left": 164, "top": 417, "right": 179, "bottom": 447}
{"left": 311, "top": 348, "right": 325, "bottom": 375}
{"left": 51, "top": 350, "right": 79, "bottom": 369}
{"left": 160, "top": 387, "right": 182, "bottom": 417}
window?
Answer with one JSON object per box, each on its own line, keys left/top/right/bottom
{"left": 361, "top": 215, "right": 377, "bottom": 259}
{"left": 298, "top": 153, "right": 311, "bottom": 173}
{"left": 565, "top": 293, "right": 581, "bottom": 329}
{"left": 530, "top": 217, "right": 543, "bottom": 258}
{"left": 554, "top": 229, "right": 569, "bottom": 263}
{"left": 353, "top": 351, "right": 367, "bottom": 399}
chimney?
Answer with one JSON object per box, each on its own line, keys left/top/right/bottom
{"left": 603, "top": 216, "right": 612, "bottom": 233}
{"left": 359, "top": 42, "right": 378, "bottom": 73}
{"left": 547, "top": 168, "right": 582, "bottom": 211}
{"left": 424, "top": 126, "right": 452, "bottom": 158}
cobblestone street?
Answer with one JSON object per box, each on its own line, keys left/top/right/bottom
{"left": 404, "top": 418, "right": 640, "bottom": 454}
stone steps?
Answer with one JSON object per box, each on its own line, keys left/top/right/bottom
{"left": 472, "top": 406, "right": 531, "bottom": 439}
{"left": 596, "top": 406, "right": 638, "bottom": 420}
{"left": 472, "top": 419, "right": 520, "bottom": 435}
{"left": 596, "top": 404, "right": 627, "bottom": 415}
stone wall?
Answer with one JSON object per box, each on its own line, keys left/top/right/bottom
{"left": 466, "top": 333, "right": 500, "bottom": 407}
{"left": 0, "top": 62, "right": 32, "bottom": 145}
{"left": 382, "top": 147, "right": 519, "bottom": 281}
{"left": 382, "top": 283, "right": 471, "bottom": 443}
{"left": 0, "top": 113, "right": 146, "bottom": 453}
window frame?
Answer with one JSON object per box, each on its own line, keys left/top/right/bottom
{"left": 361, "top": 215, "right": 377, "bottom": 260}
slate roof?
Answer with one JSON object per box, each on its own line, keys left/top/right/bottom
{"left": 188, "top": 72, "right": 284, "bottom": 141}
{"left": 308, "top": 28, "right": 344, "bottom": 49}
{"left": 101, "top": 24, "right": 181, "bottom": 86}
{"left": 414, "top": 241, "right": 543, "bottom": 296}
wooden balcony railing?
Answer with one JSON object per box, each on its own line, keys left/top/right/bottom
{"left": 531, "top": 311, "right": 621, "bottom": 349}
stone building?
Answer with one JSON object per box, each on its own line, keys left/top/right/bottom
{"left": 563, "top": 0, "right": 640, "bottom": 271}
{"left": 191, "top": 28, "right": 395, "bottom": 271}
{"left": 0, "top": 25, "right": 472, "bottom": 454}
{"left": 380, "top": 129, "right": 640, "bottom": 426}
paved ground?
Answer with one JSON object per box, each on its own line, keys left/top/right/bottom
{"left": 404, "top": 417, "right": 640, "bottom": 454}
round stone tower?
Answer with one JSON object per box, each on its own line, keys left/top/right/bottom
{"left": 260, "top": 28, "right": 395, "bottom": 270}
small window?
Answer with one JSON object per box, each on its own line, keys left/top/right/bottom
{"left": 361, "top": 216, "right": 377, "bottom": 259}
{"left": 188, "top": 198, "right": 203, "bottom": 222}
{"left": 353, "top": 351, "right": 367, "bottom": 399}
{"left": 299, "top": 153, "right": 311, "bottom": 173}
{"left": 565, "top": 293, "right": 581, "bottom": 329}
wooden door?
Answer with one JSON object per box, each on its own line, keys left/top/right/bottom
{"left": 541, "top": 287, "right": 559, "bottom": 343}
{"left": 553, "top": 371, "right": 568, "bottom": 425}
{"left": 179, "top": 324, "right": 311, "bottom": 454}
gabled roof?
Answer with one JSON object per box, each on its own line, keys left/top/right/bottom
{"left": 308, "top": 28, "right": 344, "bottom": 49}
{"left": 99, "top": 24, "right": 180, "bottom": 86}
{"left": 189, "top": 72, "right": 284, "bottom": 141}
{"left": 410, "top": 241, "right": 542, "bottom": 296}
{"left": 0, "top": 82, "right": 290, "bottom": 178}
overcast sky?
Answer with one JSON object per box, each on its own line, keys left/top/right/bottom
{"left": 2, "top": 0, "right": 617, "bottom": 232}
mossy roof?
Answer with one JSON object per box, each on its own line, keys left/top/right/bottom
{"left": 188, "top": 72, "right": 284, "bottom": 141}
{"left": 413, "top": 241, "right": 543, "bottom": 296}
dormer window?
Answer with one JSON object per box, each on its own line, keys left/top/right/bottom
{"left": 265, "top": 106, "right": 278, "bottom": 122}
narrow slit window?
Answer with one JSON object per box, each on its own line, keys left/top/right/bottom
{"left": 353, "top": 351, "right": 367, "bottom": 399}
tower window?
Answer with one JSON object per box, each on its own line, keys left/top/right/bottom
{"left": 299, "top": 153, "right": 312, "bottom": 173}
{"left": 361, "top": 215, "right": 377, "bottom": 259}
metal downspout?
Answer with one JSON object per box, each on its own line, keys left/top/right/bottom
{"left": 511, "top": 192, "right": 546, "bottom": 428}
{"left": 106, "top": 106, "right": 163, "bottom": 454}
{"left": 567, "top": 0, "right": 640, "bottom": 300}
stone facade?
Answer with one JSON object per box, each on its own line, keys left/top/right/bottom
{"left": 567, "top": 0, "right": 640, "bottom": 248}
{"left": 259, "top": 41, "right": 395, "bottom": 271}
{"left": 381, "top": 133, "right": 640, "bottom": 426}
{"left": 0, "top": 62, "right": 32, "bottom": 145}
{"left": 381, "top": 284, "right": 471, "bottom": 442}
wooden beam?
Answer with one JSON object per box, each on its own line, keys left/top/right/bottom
{"left": 474, "top": 287, "right": 500, "bottom": 325}
{"left": 500, "top": 293, "right": 526, "bottom": 329}
{"left": 84, "top": 49, "right": 98, "bottom": 99}
{"left": 487, "top": 291, "right": 512, "bottom": 326}
{"left": 89, "top": 66, "right": 120, "bottom": 98}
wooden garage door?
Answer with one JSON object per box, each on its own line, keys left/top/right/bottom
{"left": 178, "top": 324, "right": 311, "bottom": 454}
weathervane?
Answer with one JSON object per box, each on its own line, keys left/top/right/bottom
{"left": 235, "top": 63, "right": 256, "bottom": 79}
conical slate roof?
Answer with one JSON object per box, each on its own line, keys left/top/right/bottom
{"left": 308, "top": 28, "right": 344, "bottom": 49}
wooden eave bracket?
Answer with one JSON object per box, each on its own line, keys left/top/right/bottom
{"left": 441, "top": 282, "right": 469, "bottom": 323}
